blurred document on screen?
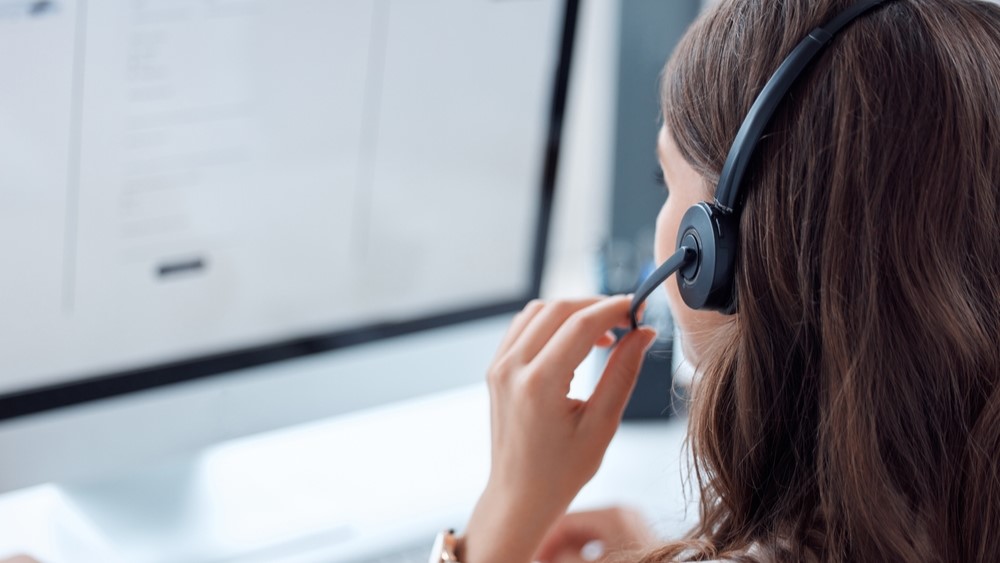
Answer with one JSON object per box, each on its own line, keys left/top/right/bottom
{"left": 0, "top": 0, "right": 562, "bottom": 394}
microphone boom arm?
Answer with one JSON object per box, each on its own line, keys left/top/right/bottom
{"left": 629, "top": 246, "right": 697, "bottom": 330}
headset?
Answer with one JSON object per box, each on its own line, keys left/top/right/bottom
{"left": 630, "top": 0, "right": 891, "bottom": 329}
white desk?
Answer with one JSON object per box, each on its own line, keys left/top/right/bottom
{"left": 0, "top": 384, "right": 697, "bottom": 562}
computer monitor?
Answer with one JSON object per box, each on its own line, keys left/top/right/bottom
{"left": 0, "top": 0, "right": 578, "bottom": 492}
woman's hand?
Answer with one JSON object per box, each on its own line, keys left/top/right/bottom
{"left": 534, "top": 507, "right": 659, "bottom": 563}
{"left": 459, "top": 296, "right": 658, "bottom": 563}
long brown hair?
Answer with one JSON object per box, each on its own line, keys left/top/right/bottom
{"left": 640, "top": 0, "right": 1000, "bottom": 561}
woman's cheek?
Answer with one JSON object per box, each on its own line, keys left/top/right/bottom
{"left": 653, "top": 199, "right": 679, "bottom": 266}
{"left": 654, "top": 199, "right": 687, "bottom": 316}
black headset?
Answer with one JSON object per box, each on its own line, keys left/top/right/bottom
{"left": 630, "top": 0, "right": 891, "bottom": 329}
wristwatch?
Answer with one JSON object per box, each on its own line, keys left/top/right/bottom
{"left": 428, "top": 529, "right": 461, "bottom": 563}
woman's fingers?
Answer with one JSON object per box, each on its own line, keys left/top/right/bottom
{"left": 586, "top": 327, "right": 657, "bottom": 424}
{"left": 595, "top": 330, "right": 617, "bottom": 348}
{"left": 533, "top": 518, "right": 597, "bottom": 562}
{"left": 530, "top": 296, "right": 635, "bottom": 385}
{"left": 491, "top": 297, "right": 639, "bottom": 402}
{"left": 495, "top": 297, "right": 636, "bottom": 365}
{"left": 505, "top": 297, "right": 604, "bottom": 364}
{"left": 491, "top": 300, "right": 545, "bottom": 364}
{"left": 534, "top": 507, "right": 658, "bottom": 563}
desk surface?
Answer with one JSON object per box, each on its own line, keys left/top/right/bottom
{"left": 0, "top": 383, "right": 697, "bottom": 562}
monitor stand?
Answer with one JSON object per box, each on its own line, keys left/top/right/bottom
{"left": 58, "top": 454, "right": 367, "bottom": 561}
{"left": 39, "top": 385, "right": 494, "bottom": 562}
{"left": 59, "top": 456, "right": 211, "bottom": 562}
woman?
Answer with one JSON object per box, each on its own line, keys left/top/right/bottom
{"left": 442, "top": 0, "right": 1000, "bottom": 561}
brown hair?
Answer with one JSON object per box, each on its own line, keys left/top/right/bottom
{"left": 640, "top": 0, "right": 1000, "bottom": 561}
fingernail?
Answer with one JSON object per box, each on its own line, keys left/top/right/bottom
{"left": 640, "top": 327, "right": 658, "bottom": 347}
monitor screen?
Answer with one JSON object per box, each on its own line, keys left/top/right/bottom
{"left": 0, "top": 0, "right": 575, "bottom": 418}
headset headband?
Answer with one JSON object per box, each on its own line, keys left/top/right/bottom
{"left": 714, "top": 0, "right": 889, "bottom": 212}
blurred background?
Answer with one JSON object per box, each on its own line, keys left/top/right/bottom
{"left": 0, "top": 0, "right": 708, "bottom": 561}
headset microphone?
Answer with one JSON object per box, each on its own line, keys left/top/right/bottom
{"left": 630, "top": 246, "right": 696, "bottom": 330}
{"left": 628, "top": 0, "right": 890, "bottom": 329}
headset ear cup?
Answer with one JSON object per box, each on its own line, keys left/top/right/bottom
{"left": 676, "top": 203, "right": 739, "bottom": 313}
